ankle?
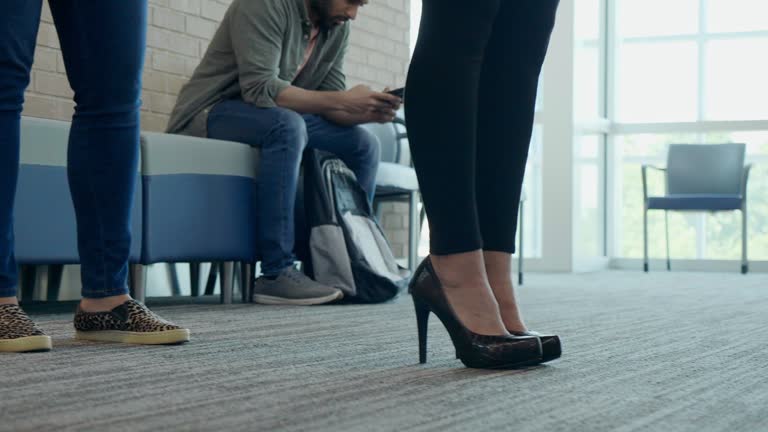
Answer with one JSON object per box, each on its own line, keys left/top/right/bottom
{"left": 0, "top": 296, "right": 19, "bottom": 306}
{"left": 483, "top": 250, "right": 513, "bottom": 278}
{"left": 79, "top": 294, "right": 132, "bottom": 313}
{"left": 497, "top": 299, "right": 527, "bottom": 332}
{"left": 504, "top": 321, "right": 529, "bottom": 333}
{"left": 430, "top": 251, "right": 488, "bottom": 288}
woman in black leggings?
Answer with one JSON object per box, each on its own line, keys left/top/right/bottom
{"left": 405, "top": 0, "right": 560, "bottom": 369}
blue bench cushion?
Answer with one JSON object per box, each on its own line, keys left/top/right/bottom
{"left": 15, "top": 117, "right": 141, "bottom": 263}
{"left": 140, "top": 132, "right": 259, "bottom": 263}
{"left": 647, "top": 194, "right": 743, "bottom": 211}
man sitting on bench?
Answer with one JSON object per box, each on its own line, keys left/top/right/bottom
{"left": 167, "top": 0, "right": 402, "bottom": 305}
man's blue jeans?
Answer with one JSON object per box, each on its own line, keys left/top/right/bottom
{"left": 0, "top": 1, "right": 147, "bottom": 299}
{"left": 207, "top": 100, "right": 380, "bottom": 276}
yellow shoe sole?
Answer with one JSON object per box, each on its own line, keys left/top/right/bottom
{"left": 0, "top": 335, "right": 52, "bottom": 353}
{"left": 75, "top": 329, "right": 190, "bottom": 345}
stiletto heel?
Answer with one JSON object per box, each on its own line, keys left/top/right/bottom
{"left": 413, "top": 297, "right": 430, "bottom": 364}
{"left": 409, "top": 257, "right": 542, "bottom": 369}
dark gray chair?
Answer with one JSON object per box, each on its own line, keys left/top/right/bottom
{"left": 642, "top": 143, "right": 752, "bottom": 273}
{"left": 362, "top": 115, "right": 421, "bottom": 271}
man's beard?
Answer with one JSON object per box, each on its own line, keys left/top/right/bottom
{"left": 309, "top": 0, "right": 344, "bottom": 30}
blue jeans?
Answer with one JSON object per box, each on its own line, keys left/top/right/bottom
{"left": 207, "top": 100, "right": 380, "bottom": 276}
{"left": 0, "top": 1, "right": 147, "bottom": 298}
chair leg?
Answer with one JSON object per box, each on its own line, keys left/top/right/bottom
{"left": 190, "top": 262, "right": 201, "bottom": 297}
{"left": 232, "top": 261, "right": 240, "bottom": 298}
{"left": 47, "top": 264, "right": 64, "bottom": 302}
{"left": 518, "top": 200, "right": 524, "bottom": 286}
{"left": 665, "top": 211, "right": 671, "bottom": 271}
{"left": 221, "top": 262, "right": 234, "bottom": 304}
{"left": 167, "top": 263, "right": 181, "bottom": 296}
{"left": 742, "top": 208, "right": 748, "bottom": 274}
{"left": 204, "top": 263, "right": 219, "bottom": 296}
{"left": 643, "top": 208, "right": 649, "bottom": 272}
{"left": 19, "top": 265, "right": 37, "bottom": 302}
{"left": 240, "top": 261, "right": 254, "bottom": 303}
{"left": 130, "top": 264, "right": 146, "bottom": 303}
{"left": 33, "top": 266, "right": 49, "bottom": 301}
{"left": 408, "top": 191, "right": 420, "bottom": 272}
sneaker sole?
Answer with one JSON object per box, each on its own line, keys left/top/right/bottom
{"left": 75, "top": 329, "right": 190, "bottom": 345}
{"left": 252, "top": 290, "right": 343, "bottom": 306}
{"left": 0, "top": 335, "right": 52, "bottom": 353}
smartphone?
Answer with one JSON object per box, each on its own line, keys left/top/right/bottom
{"left": 386, "top": 87, "right": 405, "bottom": 98}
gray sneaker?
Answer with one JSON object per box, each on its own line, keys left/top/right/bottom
{"left": 252, "top": 267, "right": 343, "bottom": 305}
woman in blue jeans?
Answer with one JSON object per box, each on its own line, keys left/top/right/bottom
{"left": 0, "top": 1, "right": 189, "bottom": 353}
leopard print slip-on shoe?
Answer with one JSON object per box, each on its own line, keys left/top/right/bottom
{"left": 0, "top": 304, "right": 52, "bottom": 353}
{"left": 74, "top": 299, "right": 190, "bottom": 345}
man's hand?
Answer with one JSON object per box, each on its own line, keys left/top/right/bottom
{"left": 274, "top": 85, "right": 403, "bottom": 123}
{"left": 323, "top": 105, "right": 398, "bottom": 127}
{"left": 381, "top": 86, "right": 403, "bottom": 112}
{"left": 339, "top": 85, "right": 402, "bottom": 114}
{"left": 366, "top": 106, "right": 398, "bottom": 123}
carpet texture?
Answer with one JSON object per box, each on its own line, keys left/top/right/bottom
{"left": 2, "top": 271, "right": 768, "bottom": 432}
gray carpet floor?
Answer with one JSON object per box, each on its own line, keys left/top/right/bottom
{"left": 3, "top": 271, "right": 768, "bottom": 432}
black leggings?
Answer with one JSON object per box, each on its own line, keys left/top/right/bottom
{"left": 405, "top": 0, "right": 559, "bottom": 255}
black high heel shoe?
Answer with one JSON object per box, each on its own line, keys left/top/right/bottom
{"left": 410, "top": 257, "right": 542, "bottom": 369}
{"left": 454, "top": 331, "right": 561, "bottom": 363}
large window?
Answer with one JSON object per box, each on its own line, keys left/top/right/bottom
{"left": 577, "top": 135, "right": 606, "bottom": 258}
{"left": 575, "top": 0, "right": 608, "bottom": 260}
{"left": 615, "top": 132, "right": 768, "bottom": 260}
{"left": 614, "top": 0, "right": 768, "bottom": 123}
{"left": 610, "top": 0, "right": 768, "bottom": 262}
{"left": 575, "top": 0, "right": 605, "bottom": 122}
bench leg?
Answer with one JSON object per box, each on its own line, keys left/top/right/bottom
{"left": 220, "top": 262, "right": 234, "bottom": 304}
{"left": 130, "top": 264, "right": 146, "bottom": 303}
{"left": 190, "top": 262, "right": 201, "bottom": 296}
{"left": 240, "top": 261, "right": 254, "bottom": 303}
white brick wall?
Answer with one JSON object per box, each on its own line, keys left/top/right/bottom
{"left": 21, "top": 0, "right": 413, "bottom": 260}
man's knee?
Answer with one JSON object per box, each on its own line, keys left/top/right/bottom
{"left": 256, "top": 108, "right": 309, "bottom": 165}
{"left": 272, "top": 108, "right": 309, "bottom": 145}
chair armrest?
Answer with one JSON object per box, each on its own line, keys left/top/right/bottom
{"left": 393, "top": 116, "right": 408, "bottom": 141}
{"left": 641, "top": 164, "right": 666, "bottom": 201}
{"left": 392, "top": 115, "right": 411, "bottom": 167}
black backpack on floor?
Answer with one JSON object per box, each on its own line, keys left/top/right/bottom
{"left": 295, "top": 149, "right": 410, "bottom": 303}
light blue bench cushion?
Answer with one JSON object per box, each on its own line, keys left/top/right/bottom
{"left": 140, "top": 132, "right": 259, "bottom": 263}
{"left": 375, "top": 162, "right": 419, "bottom": 196}
{"left": 14, "top": 117, "right": 142, "bottom": 263}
